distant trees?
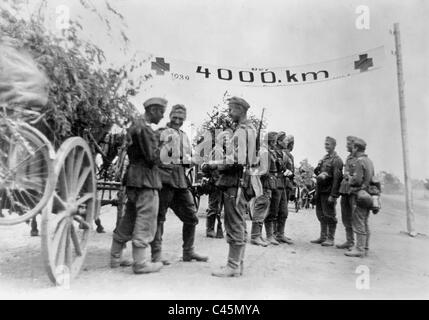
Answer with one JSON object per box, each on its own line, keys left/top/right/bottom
{"left": 424, "top": 179, "right": 429, "bottom": 190}
{"left": 376, "top": 171, "right": 403, "bottom": 194}
{"left": 195, "top": 91, "right": 266, "bottom": 147}
{"left": 296, "top": 158, "right": 315, "bottom": 188}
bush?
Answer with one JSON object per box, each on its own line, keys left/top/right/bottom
{"left": 0, "top": 0, "right": 151, "bottom": 148}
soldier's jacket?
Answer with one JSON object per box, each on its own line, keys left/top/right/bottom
{"left": 216, "top": 119, "right": 257, "bottom": 188}
{"left": 284, "top": 150, "right": 295, "bottom": 190}
{"left": 201, "top": 164, "right": 220, "bottom": 183}
{"left": 157, "top": 123, "right": 192, "bottom": 189}
{"left": 314, "top": 151, "right": 344, "bottom": 198}
{"left": 350, "top": 153, "right": 375, "bottom": 194}
{"left": 124, "top": 117, "right": 162, "bottom": 190}
{"left": 259, "top": 146, "right": 278, "bottom": 190}
{"left": 339, "top": 154, "right": 357, "bottom": 195}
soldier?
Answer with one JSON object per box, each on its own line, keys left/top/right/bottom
{"left": 345, "top": 138, "right": 375, "bottom": 258}
{"left": 201, "top": 164, "right": 224, "bottom": 238}
{"left": 250, "top": 131, "right": 278, "bottom": 247}
{"left": 337, "top": 136, "right": 358, "bottom": 250}
{"left": 110, "top": 97, "right": 166, "bottom": 274}
{"left": 311, "top": 136, "right": 343, "bottom": 246}
{"left": 211, "top": 96, "right": 257, "bottom": 277}
{"left": 151, "top": 104, "right": 208, "bottom": 264}
{"left": 275, "top": 134, "right": 295, "bottom": 244}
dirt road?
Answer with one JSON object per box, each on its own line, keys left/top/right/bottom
{"left": 1, "top": 194, "right": 428, "bottom": 299}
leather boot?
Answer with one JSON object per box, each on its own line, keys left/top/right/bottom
{"left": 250, "top": 222, "right": 268, "bottom": 246}
{"left": 151, "top": 222, "right": 170, "bottom": 264}
{"left": 95, "top": 218, "right": 105, "bottom": 233}
{"left": 132, "top": 245, "right": 163, "bottom": 274}
{"left": 212, "top": 244, "right": 243, "bottom": 277}
{"left": 182, "top": 224, "right": 208, "bottom": 262}
{"left": 321, "top": 224, "right": 336, "bottom": 246}
{"left": 365, "top": 231, "right": 370, "bottom": 256}
{"left": 345, "top": 234, "right": 366, "bottom": 258}
{"left": 310, "top": 222, "right": 328, "bottom": 244}
{"left": 239, "top": 245, "right": 245, "bottom": 276}
{"left": 336, "top": 227, "right": 354, "bottom": 249}
{"left": 215, "top": 217, "right": 224, "bottom": 239}
{"left": 275, "top": 217, "right": 293, "bottom": 244}
{"left": 206, "top": 215, "right": 216, "bottom": 238}
{"left": 265, "top": 221, "right": 279, "bottom": 245}
{"left": 110, "top": 239, "right": 133, "bottom": 268}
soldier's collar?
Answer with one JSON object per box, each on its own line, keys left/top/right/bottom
{"left": 324, "top": 151, "right": 337, "bottom": 159}
{"left": 166, "top": 122, "right": 183, "bottom": 132}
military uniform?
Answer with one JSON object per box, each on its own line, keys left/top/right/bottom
{"left": 312, "top": 137, "right": 343, "bottom": 246}
{"left": 346, "top": 138, "right": 375, "bottom": 257}
{"left": 151, "top": 106, "right": 208, "bottom": 263}
{"left": 275, "top": 136, "right": 295, "bottom": 244}
{"left": 212, "top": 96, "right": 257, "bottom": 277}
{"left": 111, "top": 97, "right": 166, "bottom": 274}
{"left": 250, "top": 133, "right": 277, "bottom": 246}
{"left": 201, "top": 165, "right": 224, "bottom": 238}
{"left": 337, "top": 136, "right": 358, "bottom": 249}
{"left": 261, "top": 136, "right": 286, "bottom": 245}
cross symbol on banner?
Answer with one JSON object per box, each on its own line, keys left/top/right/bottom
{"left": 151, "top": 57, "right": 170, "bottom": 75}
{"left": 354, "top": 54, "right": 374, "bottom": 72}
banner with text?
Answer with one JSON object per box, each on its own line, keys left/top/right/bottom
{"left": 140, "top": 46, "right": 385, "bottom": 87}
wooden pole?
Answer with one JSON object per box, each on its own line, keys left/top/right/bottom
{"left": 393, "top": 23, "right": 417, "bottom": 237}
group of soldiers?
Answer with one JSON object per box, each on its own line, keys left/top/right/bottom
{"left": 110, "top": 98, "right": 208, "bottom": 275}
{"left": 202, "top": 130, "right": 296, "bottom": 248}
{"left": 110, "top": 95, "right": 379, "bottom": 277}
{"left": 310, "top": 135, "right": 379, "bottom": 258}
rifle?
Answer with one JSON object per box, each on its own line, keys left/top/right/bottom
{"left": 255, "top": 108, "right": 265, "bottom": 157}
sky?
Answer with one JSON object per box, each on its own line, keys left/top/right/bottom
{"left": 20, "top": 0, "right": 429, "bottom": 180}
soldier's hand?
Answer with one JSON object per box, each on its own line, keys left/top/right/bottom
{"left": 327, "top": 196, "right": 336, "bottom": 204}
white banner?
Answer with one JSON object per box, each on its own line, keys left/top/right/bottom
{"left": 139, "top": 46, "right": 385, "bottom": 87}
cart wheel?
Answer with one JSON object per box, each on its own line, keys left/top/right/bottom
{"left": 0, "top": 122, "right": 55, "bottom": 225}
{"left": 193, "top": 192, "right": 201, "bottom": 211}
{"left": 41, "top": 137, "right": 97, "bottom": 285}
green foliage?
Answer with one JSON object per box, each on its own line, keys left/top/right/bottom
{"left": 422, "top": 179, "right": 429, "bottom": 190}
{"left": 296, "top": 158, "right": 315, "bottom": 187}
{"left": 195, "top": 91, "right": 266, "bottom": 145}
{"left": 0, "top": 0, "right": 151, "bottom": 148}
{"left": 377, "top": 171, "right": 404, "bottom": 194}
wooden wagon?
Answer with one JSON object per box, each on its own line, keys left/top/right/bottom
{"left": 0, "top": 117, "right": 100, "bottom": 286}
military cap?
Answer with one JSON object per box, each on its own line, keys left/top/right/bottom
{"left": 170, "top": 104, "right": 186, "bottom": 116}
{"left": 354, "top": 137, "right": 367, "bottom": 149}
{"left": 277, "top": 131, "right": 286, "bottom": 141}
{"left": 325, "top": 136, "right": 336, "bottom": 145}
{"left": 143, "top": 97, "right": 167, "bottom": 109}
{"left": 346, "top": 136, "right": 358, "bottom": 142}
{"left": 286, "top": 134, "right": 294, "bottom": 144}
{"left": 268, "top": 131, "right": 278, "bottom": 141}
{"left": 227, "top": 96, "right": 250, "bottom": 111}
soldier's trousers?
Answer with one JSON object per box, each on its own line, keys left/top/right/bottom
{"left": 265, "top": 188, "right": 288, "bottom": 223}
{"left": 251, "top": 189, "right": 271, "bottom": 223}
{"left": 151, "top": 185, "right": 199, "bottom": 253}
{"left": 351, "top": 195, "right": 370, "bottom": 249}
{"left": 340, "top": 194, "right": 354, "bottom": 242}
{"left": 222, "top": 187, "right": 248, "bottom": 246}
{"left": 315, "top": 193, "right": 337, "bottom": 225}
{"left": 113, "top": 187, "right": 159, "bottom": 248}
{"left": 207, "top": 187, "right": 223, "bottom": 218}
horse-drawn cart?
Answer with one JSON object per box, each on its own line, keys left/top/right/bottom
{"left": 1, "top": 117, "right": 98, "bottom": 285}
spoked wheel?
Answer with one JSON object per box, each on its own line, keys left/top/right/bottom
{"left": 0, "top": 121, "right": 55, "bottom": 225}
{"left": 186, "top": 166, "right": 201, "bottom": 211}
{"left": 41, "top": 137, "right": 97, "bottom": 285}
